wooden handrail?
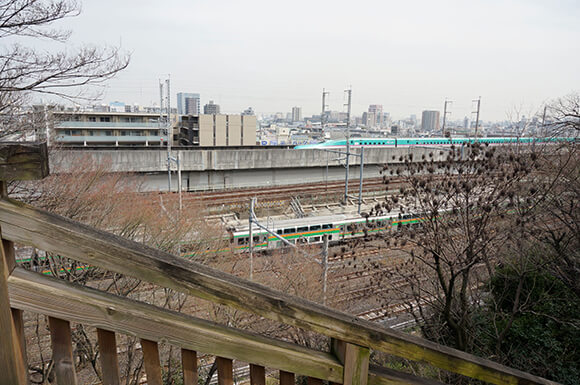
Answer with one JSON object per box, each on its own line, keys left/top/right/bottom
{"left": 0, "top": 198, "right": 559, "bottom": 385}
{"left": 8, "top": 268, "right": 344, "bottom": 382}
{"left": 9, "top": 267, "right": 435, "bottom": 385}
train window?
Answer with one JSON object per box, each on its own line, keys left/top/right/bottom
{"left": 312, "top": 236, "right": 321, "bottom": 242}
{"left": 310, "top": 225, "right": 321, "bottom": 230}
{"left": 276, "top": 229, "right": 283, "bottom": 235}
{"left": 322, "top": 224, "right": 332, "bottom": 229}
{"left": 238, "top": 237, "right": 248, "bottom": 245}
{"left": 328, "top": 235, "right": 333, "bottom": 240}
{"left": 283, "top": 228, "right": 296, "bottom": 234}
{"left": 253, "top": 236, "right": 260, "bottom": 243}
{"left": 297, "top": 226, "right": 309, "bottom": 232}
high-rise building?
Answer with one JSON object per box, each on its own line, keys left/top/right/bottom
{"left": 421, "top": 110, "right": 440, "bottom": 131}
{"left": 291, "top": 106, "right": 302, "bottom": 122}
{"left": 177, "top": 93, "right": 201, "bottom": 115}
{"left": 362, "top": 112, "right": 376, "bottom": 128}
{"left": 204, "top": 100, "right": 220, "bottom": 115}
{"left": 368, "top": 105, "right": 383, "bottom": 127}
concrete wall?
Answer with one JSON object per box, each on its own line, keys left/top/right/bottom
{"left": 136, "top": 166, "right": 377, "bottom": 192}
{"left": 52, "top": 147, "right": 449, "bottom": 173}
{"left": 228, "top": 116, "right": 241, "bottom": 146}
{"left": 51, "top": 146, "right": 450, "bottom": 191}
{"left": 242, "top": 115, "right": 257, "bottom": 145}
{"left": 199, "top": 115, "right": 213, "bottom": 146}
{"left": 215, "top": 115, "right": 227, "bottom": 146}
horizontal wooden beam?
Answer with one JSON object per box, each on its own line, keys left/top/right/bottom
{"left": 0, "top": 198, "right": 558, "bottom": 385}
{"left": 368, "top": 365, "right": 445, "bottom": 385}
{"left": 7, "top": 268, "right": 343, "bottom": 383}
{"left": 0, "top": 142, "right": 49, "bottom": 181}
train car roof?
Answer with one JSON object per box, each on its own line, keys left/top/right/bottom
{"left": 231, "top": 211, "right": 404, "bottom": 235}
{"left": 232, "top": 214, "right": 350, "bottom": 234}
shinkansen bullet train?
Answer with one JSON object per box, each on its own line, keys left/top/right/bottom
{"left": 229, "top": 212, "right": 422, "bottom": 252}
{"left": 294, "top": 137, "right": 577, "bottom": 149}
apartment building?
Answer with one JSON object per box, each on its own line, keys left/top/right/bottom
{"left": 53, "top": 110, "right": 166, "bottom": 146}
{"left": 53, "top": 109, "right": 256, "bottom": 147}
{"left": 178, "top": 114, "right": 257, "bottom": 146}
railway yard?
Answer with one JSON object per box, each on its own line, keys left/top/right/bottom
{"left": 187, "top": 177, "right": 422, "bottom": 329}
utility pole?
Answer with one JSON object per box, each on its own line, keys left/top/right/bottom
{"left": 442, "top": 99, "right": 452, "bottom": 134}
{"left": 177, "top": 151, "right": 182, "bottom": 211}
{"left": 321, "top": 88, "right": 329, "bottom": 129}
{"left": 322, "top": 234, "right": 328, "bottom": 305}
{"left": 247, "top": 197, "right": 302, "bottom": 280}
{"left": 249, "top": 198, "right": 254, "bottom": 280}
{"left": 358, "top": 147, "right": 364, "bottom": 214}
{"left": 166, "top": 77, "right": 172, "bottom": 192}
{"left": 344, "top": 87, "right": 352, "bottom": 205}
{"left": 472, "top": 97, "right": 481, "bottom": 137}
{"left": 345, "top": 133, "right": 350, "bottom": 204}
{"left": 159, "top": 81, "right": 164, "bottom": 148}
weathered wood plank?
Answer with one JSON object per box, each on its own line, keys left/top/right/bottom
{"left": 48, "top": 317, "right": 77, "bottom": 385}
{"left": 7, "top": 268, "right": 343, "bottom": 382}
{"left": 250, "top": 364, "right": 265, "bottom": 385}
{"left": 280, "top": 371, "right": 295, "bottom": 385}
{"left": 368, "top": 365, "right": 446, "bottom": 385}
{"left": 217, "top": 357, "right": 233, "bottom": 385}
{"left": 97, "top": 329, "right": 121, "bottom": 385}
{"left": 0, "top": 142, "right": 49, "bottom": 181}
{"left": 332, "top": 339, "right": 370, "bottom": 385}
{"left": 0, "top": 198, "right": 559, "bottom": 385}
{"left": 141, "top": 339, "right": 163, "bottom": 385}
{"left": 182, "top": 349, "right": 198, "bottom": 385}
{"left": 0, "top": 226, "right": 27, "bottom": 385}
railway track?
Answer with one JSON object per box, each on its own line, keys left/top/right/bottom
{"left": 188, "top": 178, "right": 387, "bottom": 202}
{"left": 157, "top": 177, "right": 417, "bottom": 212}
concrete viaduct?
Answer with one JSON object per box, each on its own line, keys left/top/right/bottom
{"left": 52, "top": 146, "right": 450, "bottom": 191}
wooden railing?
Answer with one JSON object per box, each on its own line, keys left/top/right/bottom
{"left": 0, "top": 142, "right": 560, "bottom": 385}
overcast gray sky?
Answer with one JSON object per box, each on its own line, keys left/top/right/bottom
{"left": 60, "top": 0, "right": 579, "bottom": 121}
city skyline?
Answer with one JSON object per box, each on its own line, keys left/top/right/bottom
{"left": 27, "top": 0, "right": 580, "bottom": 121}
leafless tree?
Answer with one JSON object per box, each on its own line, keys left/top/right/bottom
{"left": 0, "top": 0, "right": 129, "bottom": 138}
{"left": 544, "top": 92, "right": 580, "bottom": 135}
{"left": 364, "top": 143, "right": 544, "bottom": 352}
{"left": 17, "top": 154, "right": 226, "bottom": 384}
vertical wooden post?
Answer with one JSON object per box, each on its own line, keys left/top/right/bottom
{"left": 279, "top": 370, "right": 295, "bottom": 385}
{"left": 48, "top": 317, "right": 78, "bottom": 385}
{"left": 181, "top": 349, "right": 198, "bottom": 385}
{"left": 250, "top": 364, "right": 265, "bottom": 385}
{"left": 0, "top": 181, "right": 27, "bottom": 385}
{"left": 97, "top": 329, "right": 120, "bottom": 385}
{"left": 140, "top": 339, "right": 163, "bottom": 385}
{"left": 0, "top": 143, "right": 49, "bottom": 384}
{"left": 331, "top": 338, "right": 370, "bottom": 385}
{"left": 4, "top": 236, "right": 27, "bottom": 377}
{"left": 216, "top": 357, "right": 233, "bottom": 385}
